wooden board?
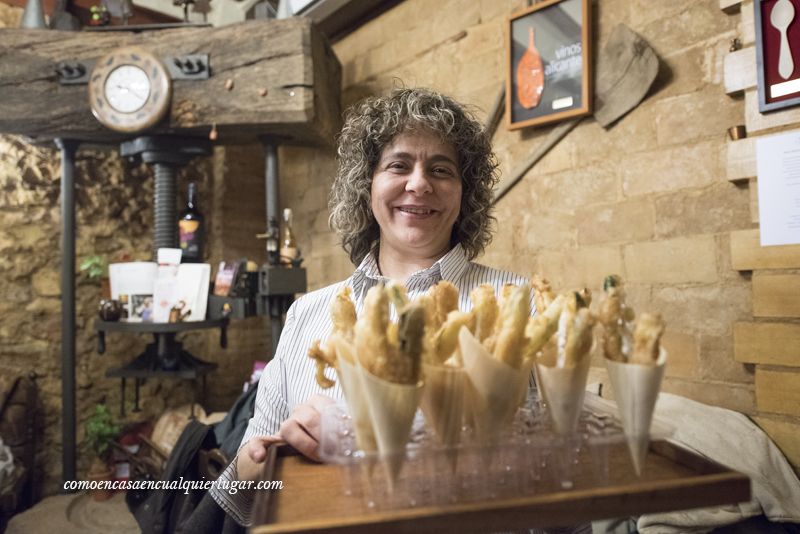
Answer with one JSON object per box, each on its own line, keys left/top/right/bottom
{"left": 753, "top": 273, "right": 800, "bottom": 317}
{"left": 755, "top": 368, "right": 800, "bottom": 417}
{"left": 741, "top": 1, "right": 755, "bottom": 46}
{"left": 724, "top": 48, "right": 756, "bottom": 95}
{"left": 749, "top": 177, "right": 760, "bottom": 223}
{"left": 730, "top": 228, "right": 800, "bottom": 269}
{"left": 720, "top": 0, "right": 742, "bottom": 13}
{"left": 726, "top": 137, "right": 756, "bottom": 183}
{"left": 0, "top": 18, "right": 341, "bottom": 146}
{"left": 251, "top": 443, "right": 749, "bottom": 533}
{"left": 734, "top": 322, "right": 800, "bottom": 366}
{"left": 754, "top": 416, "right": 800, "bottom": 469}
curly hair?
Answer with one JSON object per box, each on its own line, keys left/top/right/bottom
{"left": 329, "top": 88, "right": 499, "bottom": 265}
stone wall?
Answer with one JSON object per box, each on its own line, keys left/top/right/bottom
{"left": 0, "top": 1, "right": 268, "bottom": 497}
{"left": 279, "top": 0, "right": 800, "bottom": 469}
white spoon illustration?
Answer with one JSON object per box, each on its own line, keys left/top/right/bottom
{"left": 771, "top": 0, "right": 796, "bottom": 80}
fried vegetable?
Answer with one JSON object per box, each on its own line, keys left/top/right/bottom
{"left": 308, "top": 340, "right": 336, "bottom": 389}
{"left": 562, "top": 308, "right": 595, "bottom": 367}
{"left": 395, "top": 303, "right": 426, "bottom": 384}
{"left": 531, "top": 274, "right": 556, "bottom": 314}
{"left": 522, "top": 293, "right": 567, "bottom": 363}
{"left": 432, "top": 310, "right": 475, "bottom": 364}
{"left": 386, "top": 281, "right": 409, "bottom": 313}
{"left": 430, "top": 281, "right": 459, "bottom": 328}
{"left": 308, "top": 286, "right": 357, "bottom": 387}
{"left": 331, "top": 286, "right": 357, "bottom": 340}
{"left": 355, "top": 284, "right": 393, "bottom": 378}
{"left": 630, "top": 312, "right": 665, "bottom": 365}
{"left": 470, "top": 284, "right": 499, "bottom": 343}
{"left": 492, "top": 284, "right": 531, "bottom": 369}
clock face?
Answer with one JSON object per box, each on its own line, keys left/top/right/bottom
{"left": 105, "top": 65, "right": 151, "bottom": 113}
{"left": 89, "top": 47, "right": 172, "bottom": 133}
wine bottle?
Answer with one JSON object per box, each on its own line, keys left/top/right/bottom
{"left": 178, "top": 182, "right": 205, "bottom": 263}
{"left": 280, "top": 208, "right": 298, "bottom": 266}
{"left": 266, "top": 215, "right": 280, "bottom": 266}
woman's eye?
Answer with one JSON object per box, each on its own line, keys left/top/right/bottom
{"left": 387, "top": 162, "right": 406, "bottom": 170}
{"left": 432, "top": 166, "right": 454, "bottom": 176}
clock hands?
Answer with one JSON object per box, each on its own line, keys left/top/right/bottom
{"left": 115, "top": 83, "right": 147, "bottom": 102}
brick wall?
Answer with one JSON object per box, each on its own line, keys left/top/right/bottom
{"left": 275, "top": 0, "right": 799, "bottom": 470}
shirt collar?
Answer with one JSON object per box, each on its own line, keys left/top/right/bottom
{"left": 351, "top": 244, "right": 470, "bottom": 297}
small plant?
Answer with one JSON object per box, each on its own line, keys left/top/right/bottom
{"left": 79, "top": 255, "right": 108, "bottom": 280}
{"left": 85, "top": 404, "right": 121, "bottom": 460}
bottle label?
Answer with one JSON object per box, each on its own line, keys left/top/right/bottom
{"left": 179, "top": 220, "right": 203, "bottom": 259}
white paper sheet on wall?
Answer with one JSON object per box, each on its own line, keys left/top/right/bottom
{"left": 756, "top": 130, "right": 800, "bottom": 246}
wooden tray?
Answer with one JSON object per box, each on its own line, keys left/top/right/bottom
{"left": 251, "top": 441, "right": 750, "bottom": 533}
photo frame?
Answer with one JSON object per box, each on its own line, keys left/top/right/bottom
{"left": 506, "top": 0, "right": 592, "bottom": 130}
{"left": 755, "top": 0, "right": 800, "bottom": 113}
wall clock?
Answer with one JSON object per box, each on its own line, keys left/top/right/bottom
{"left": 88, "top": 46, "right": 172, "bottom": 133}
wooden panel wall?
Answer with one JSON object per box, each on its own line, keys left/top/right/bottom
{"left": 723, "top": 0, "right": 800, "bottom": 471}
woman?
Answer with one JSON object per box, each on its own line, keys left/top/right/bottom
{"left": 210, "top": 87, "right": 535, "bottom": 526}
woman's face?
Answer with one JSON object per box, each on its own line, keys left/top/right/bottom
{"left": 371, "top": 130, "right": 462, "bottom": 260}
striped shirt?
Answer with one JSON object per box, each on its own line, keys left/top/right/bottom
{"left": 210, "top": 244, "right": 536, "bottom": 526}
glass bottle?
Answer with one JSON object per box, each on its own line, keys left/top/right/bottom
{"left": 178, "top": 181, "right": 205, "bottom": 263}
{"left": 266, "top": 215, "right": 280, "bottom": 266}
{"left": 280, "top": 208, "right": 298, "bottom": 266}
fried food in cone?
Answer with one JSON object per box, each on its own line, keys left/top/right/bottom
{"left": 335, "top": 341, "right": 377, "bottom": 452}
{"left": 420, "top": 363, "right": 466, "bottom": 448}
{"left": 308, "top": 286, "right": 357, "bottom": 388}
{"left": 531, "top": 287, "right": 597, "bottom": 435}
{"left": 492, "top": 283, "right": 531, "bottom": 369}
{"left": 460, "top": 326, "right": 529, "bottom": 443}
{"left": 360, "top": 367, "right": 424, "bottom": 486}
{"left": 470, "top": 284, "right": 499, "bottom": 343}
{"left": 631, "top": 312, "right": 665, "bottom": 365}
{"left": 598, "top": 275, "right": 635, "bottom": 363}
{"left": 429, "top": 310, "right": 474, "bottom": 365}
{"left": 605, "top": 348, "right": 667, "bottom": 475}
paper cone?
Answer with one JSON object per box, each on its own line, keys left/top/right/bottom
{"left": 536, "top": 355, "right": 591, "bottom": 436}
{"left": 421, "top": 363, "right": 466, "bottom": 446}
{"left": 421, "top": 363, "right": 466, "bottom": 472}
{"left": 334, "top": 343, "right": 377, "bottom": 453}
{"left": 459, "top": 327, "right": 529, "bottom": 444}
{"left": 359, "top": 368, "right": 423, "bottom": 486}
{"left": 605, "top": 348, "right": 667, "bottom": 476}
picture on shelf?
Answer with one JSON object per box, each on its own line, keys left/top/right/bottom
{"left": 213, "top": 261, "right": 240, "bottom": 297}
{"left": 129, "top": 294, "right": 153, "bottom": 322}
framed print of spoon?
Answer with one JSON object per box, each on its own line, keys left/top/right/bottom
{"left": 771, "top": 0, "right": 795, "bottom": 79}
{"left": 755, "top": 0, "right": 800, "bottom": 112}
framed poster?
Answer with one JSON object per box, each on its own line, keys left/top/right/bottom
{"left": 506, "top": 0, "right": 592, "bottom": 130}
{"left": 755, "top": 0, "right": 800, "bottom": 113}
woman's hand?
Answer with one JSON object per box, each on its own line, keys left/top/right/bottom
{"left": 278, "top": 394, "right": 335, "bottom": 461}
{"left": 236, "top": 435, "right": 284, "bottom": 482}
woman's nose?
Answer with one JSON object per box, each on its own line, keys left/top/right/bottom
{"left": 405, "top": 165, "right": 433, "bottom": 194}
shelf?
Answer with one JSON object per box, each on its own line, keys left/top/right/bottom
{"left": 95, "top": 318, "right": 229, "bottom": 333}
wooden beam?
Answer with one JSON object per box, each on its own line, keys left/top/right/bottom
{"left": 0, "top": 18, "right": 342, "bottom": 146}
{"left": 734, "top": 322, "right": 800, "bottom": 366}
{"left": 723, "top": 47, "right": 756, "bottom": 95}
{"left": 755, "top": 368, "right": 800, "bottom": 417}
{"left": 753, "top": 273, "right": 800, "bottom": 317}
{"left": 749, "top": 177, "right": 759, "bottom": 223}
{"left": 730, "top": 228, "right": 800, "bottom": 270}
{"left": 741, "top": 1, "right": 755, "bottom": 46}
{"left": 726, "top": 137, "right": 755, "bottom": 183}
{"left": 720, "top": 0, "right": 742, "bottom": 13}
{"left": 753, "top": 416, "right": 800, "bottom": 470}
